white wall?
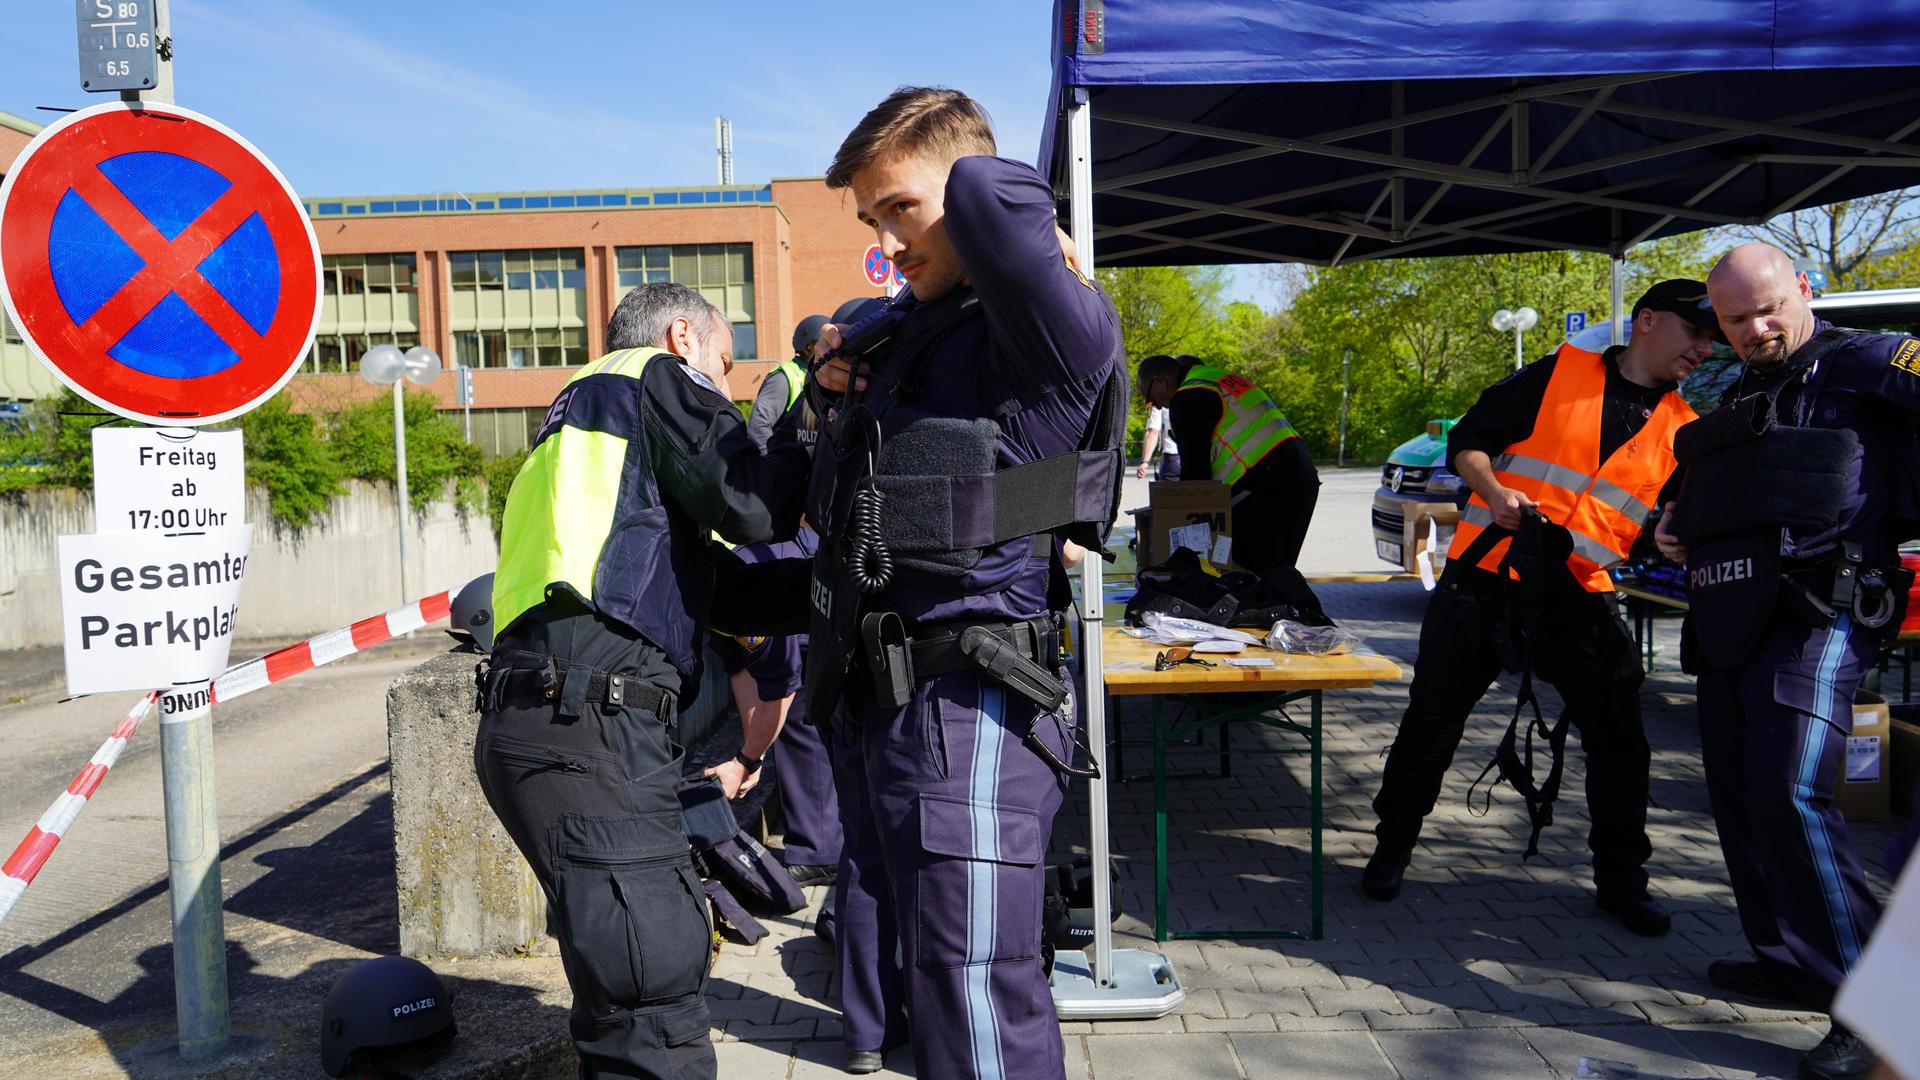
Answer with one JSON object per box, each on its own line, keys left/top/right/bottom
{"left": 0, "top": 480, "right": 498, "bottom": 651}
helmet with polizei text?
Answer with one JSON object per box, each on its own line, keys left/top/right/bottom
{"left": 320, "top": 955, "right": 456, "bottom": 1077}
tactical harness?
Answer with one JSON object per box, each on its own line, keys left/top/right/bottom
{"left": 1462, "top": 509, "right": 1578, "bottom": 860}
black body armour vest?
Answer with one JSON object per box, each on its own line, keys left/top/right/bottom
{"left": 1672, "top": 329, "right": 1861, "bottom": 669}
{"left": 800, "top": 289, "right": 1128, "bottom": 725}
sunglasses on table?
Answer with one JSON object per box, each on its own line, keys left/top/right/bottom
{"left": 1154, "top": 647, "right": 1216, "bottom": 671}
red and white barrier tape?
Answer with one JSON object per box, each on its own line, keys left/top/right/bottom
{"left": 213, "top": 590, "right": 451, "bottom": 704}
{"left": 0, "top": 692, "right": 156, "bottom": 924}
{"left": 0, "top": 588, "right": 455, "bottom": 926}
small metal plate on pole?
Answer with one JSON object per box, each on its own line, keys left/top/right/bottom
{"left": 75, "top": 0, "right": 159, "bottom": 93}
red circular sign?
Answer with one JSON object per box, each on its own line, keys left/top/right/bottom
{"left": 0, "top": 102, "right": 321, "bottom": 426}
{"left": 862, "top": 244, "right": 892, "bottom": 287}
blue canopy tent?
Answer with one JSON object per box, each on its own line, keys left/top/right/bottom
{"left": 1040, "top": 0, "right": 1920, "bottom": 1018}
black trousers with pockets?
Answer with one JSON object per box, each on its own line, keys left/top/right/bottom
{"left": 1372, "top": 566, "right": 1654, "bottom": 901}
{"left": 474, "top": 598, "right": 715, "bottom": 1080}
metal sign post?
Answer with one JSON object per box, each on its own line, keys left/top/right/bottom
{"left": 2, "top": 1, "right": 317, "bottom": 1060}
{"left": 111, "top": 1, "right": 228, "bottom": 1059}
{"left": 456, "top": 364, "right": 473, "bottom": 442}
{"left": 1338, "top": 348, "right": 1351, "bottom": 467}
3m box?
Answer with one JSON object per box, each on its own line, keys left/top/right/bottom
{"left": 1891, "top": 712, "right": 1919, "bottom": 815}
{"left": 1401, "top": 502, "right": 1461, "bottom": 575}
{"left": 1136, "top": 481, "right": 1235, "bottom": 571}
{"left": 1834, "top": 692, "right": 1891, "bottom": 823}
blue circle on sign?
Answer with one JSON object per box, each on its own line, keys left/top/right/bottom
{"left": 46, "top": 150, "right": 281, "bottom": 380}
{"left": 864, "top": 247, "right": 890, "bottom": 286}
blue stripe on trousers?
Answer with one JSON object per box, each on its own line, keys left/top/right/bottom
{"left": 965, "top": 683, "right": 1007, "bottom": 1080}
{"left": 1795, "top": 615, "right": 1864, "bottom": 970}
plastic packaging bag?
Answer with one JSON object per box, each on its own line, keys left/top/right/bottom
{"left": 1123, "top": 612, "right": 1263, "bottom": 647}
{"left": 1265, "top": 619, "right": 1363, "bottom": 655}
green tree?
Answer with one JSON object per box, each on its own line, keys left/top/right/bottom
{"left": 0, "top": 389, "right": 136, "bottom": 492}
{"left": 484, "top": 449, "right": 529, "bottom": 542}
{"left": 1096, "top": 265, "right": 1232, "bottom": 361}
{"left": 231, "top": 394, "right": 343, "bottom": 528}
{"left": 327, "top": 390, "right": 485, "bottom": 513}
{"left": 1281, "top": 236, "right": 1712, "bottom": 461}
{"left": 1739, "top": 189, "right": 1920, "bottom": 291}
{"left": 1098, "top": 265, "right": 1236, "bottom": 453}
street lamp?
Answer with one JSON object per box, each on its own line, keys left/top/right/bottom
{"left": 1490, "top": 306, "right": 1539, "bottom": 370}
{"left": 360, "top": 343, "right": 441, "bottom": 603}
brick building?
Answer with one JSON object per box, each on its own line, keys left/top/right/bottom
{"left": 0, "top": 106, "right": 888, "bottom": 451}
{"left": 0, "top": 110, "right": 61, "bottom": 402}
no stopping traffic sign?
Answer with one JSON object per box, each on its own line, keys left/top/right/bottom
{"left": 0, "top": 101, "right": 321, "bottom": 426}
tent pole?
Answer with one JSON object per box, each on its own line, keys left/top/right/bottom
{"left": 1050, "top": 86, "right": 1181, "bottom": 1027}
{"left": 1066, "top": 88, "right": 1116, "bottom": 991}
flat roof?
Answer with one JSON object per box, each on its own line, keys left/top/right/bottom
{"left": 0, "top": 110, "right": 43, "bottom": 136}
{"left": 301, "top": 183, "right": 777, "bottom": 220}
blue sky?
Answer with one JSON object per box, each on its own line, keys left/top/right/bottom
{"left": 1, "top": 2, "right": 1273, "bottom": 305}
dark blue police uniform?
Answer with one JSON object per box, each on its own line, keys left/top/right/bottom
{"left": 804, "top": 156, "right": 1120, "bottom": 1080}
{"left": 1684, "top": 320, "right": 1920, "bottom": 998}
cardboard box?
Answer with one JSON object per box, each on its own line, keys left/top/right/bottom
{"left": 1401, "top": 502, "right": 1461, "bottom": 575}
{"left": 1136, "top": 480, "right": 1236, "bottom": 571}
{"left": 1834, "top": 692, "right": 1891, "bottom": 823}
{"left": 1891, "top": 713, "right": 1919, "bottom": 816}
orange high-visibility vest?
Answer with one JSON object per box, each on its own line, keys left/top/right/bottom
{"left": 1446, "top": 343, "right": 1696, "bottom": 592}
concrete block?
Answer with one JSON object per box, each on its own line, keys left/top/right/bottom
{"left": 390, "top": 650, "right": 555, "bottom": 958}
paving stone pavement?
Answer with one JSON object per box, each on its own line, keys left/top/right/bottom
{"left": 716, "top": 578, "right": 1904, "bottom": 1078}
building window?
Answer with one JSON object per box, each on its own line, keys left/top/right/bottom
{"left": 451, "top": 249, "right": 583, "bottom": 294}
{"left": 468, "top": 407, "right": 543, "bottom": 457}
{"left": 448, "top": 248, "right": 589, "bottom": 368}
{"left": 321, "top": 252, "right": 417, "bottom": 296}
{"left": 455, "top": 326, "right": 584, "bottom": 369}
{"left": 302, "top": 330, "right": 421, "bottom": 375}
{"left": 614, "top": 242, "right": 756, "bottom": 358}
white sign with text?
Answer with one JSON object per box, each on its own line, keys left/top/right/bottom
{"left": 58, "top": 525, "right": 254, "bottom": 696}
{"left": 91, "top": 427, "right": 244, "bottom": 531}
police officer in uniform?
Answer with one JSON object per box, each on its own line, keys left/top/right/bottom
{"left": 1134, "top": 354, "right": 1319, "bottom": 574}
{"left": 804, "top": 87, "right": 1125, "bottom": 1080}
{"left": 744, "top": 314, "right": 828, "bottom": 454}
{"left": 1362, "top": 280, "right": 1720, "bottom": 939}
{"left": 703, "top": 314, "right": 842, "bottom": 890}
{"left": 1657, "top": 243, "right": 1920, "bottom": 1080}
{"left": 475, "top": 282, "right": 809, "bottom": 1079}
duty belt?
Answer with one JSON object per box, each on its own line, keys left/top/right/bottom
{"left": 1780, "top": 544, "right": 1913, "bottom": 632}
{"left": 855, "top": 612, "right": 1097, "bottom": 780}
{"left": 478, "top": 652, "right": 672, "bottom": 718}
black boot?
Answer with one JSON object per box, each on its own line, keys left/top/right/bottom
{"left": 1800, "top": 1021, "right": 1874, "bottom": 1080}
{"left": 1361, "top": 841, "right": 1412, "bottom": 901}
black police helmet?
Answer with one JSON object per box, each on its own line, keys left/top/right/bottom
{"left": 320, "top": 955, "right": 456, "bottom": 1077}
{"left": 448, "top": 573, "right": 495, "bottom": 651}
{"left": 792, "top": 315, "right": 830, "bottom": 358}
{"left": 831, "top": 296, "right": 886, "bottom": 326}
{"left": 1044, "top": 857, "right": 1121, "bottom": 951}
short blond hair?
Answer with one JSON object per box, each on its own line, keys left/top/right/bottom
{"left": 825, "top": 86, "right": 997, "bottom": 190}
